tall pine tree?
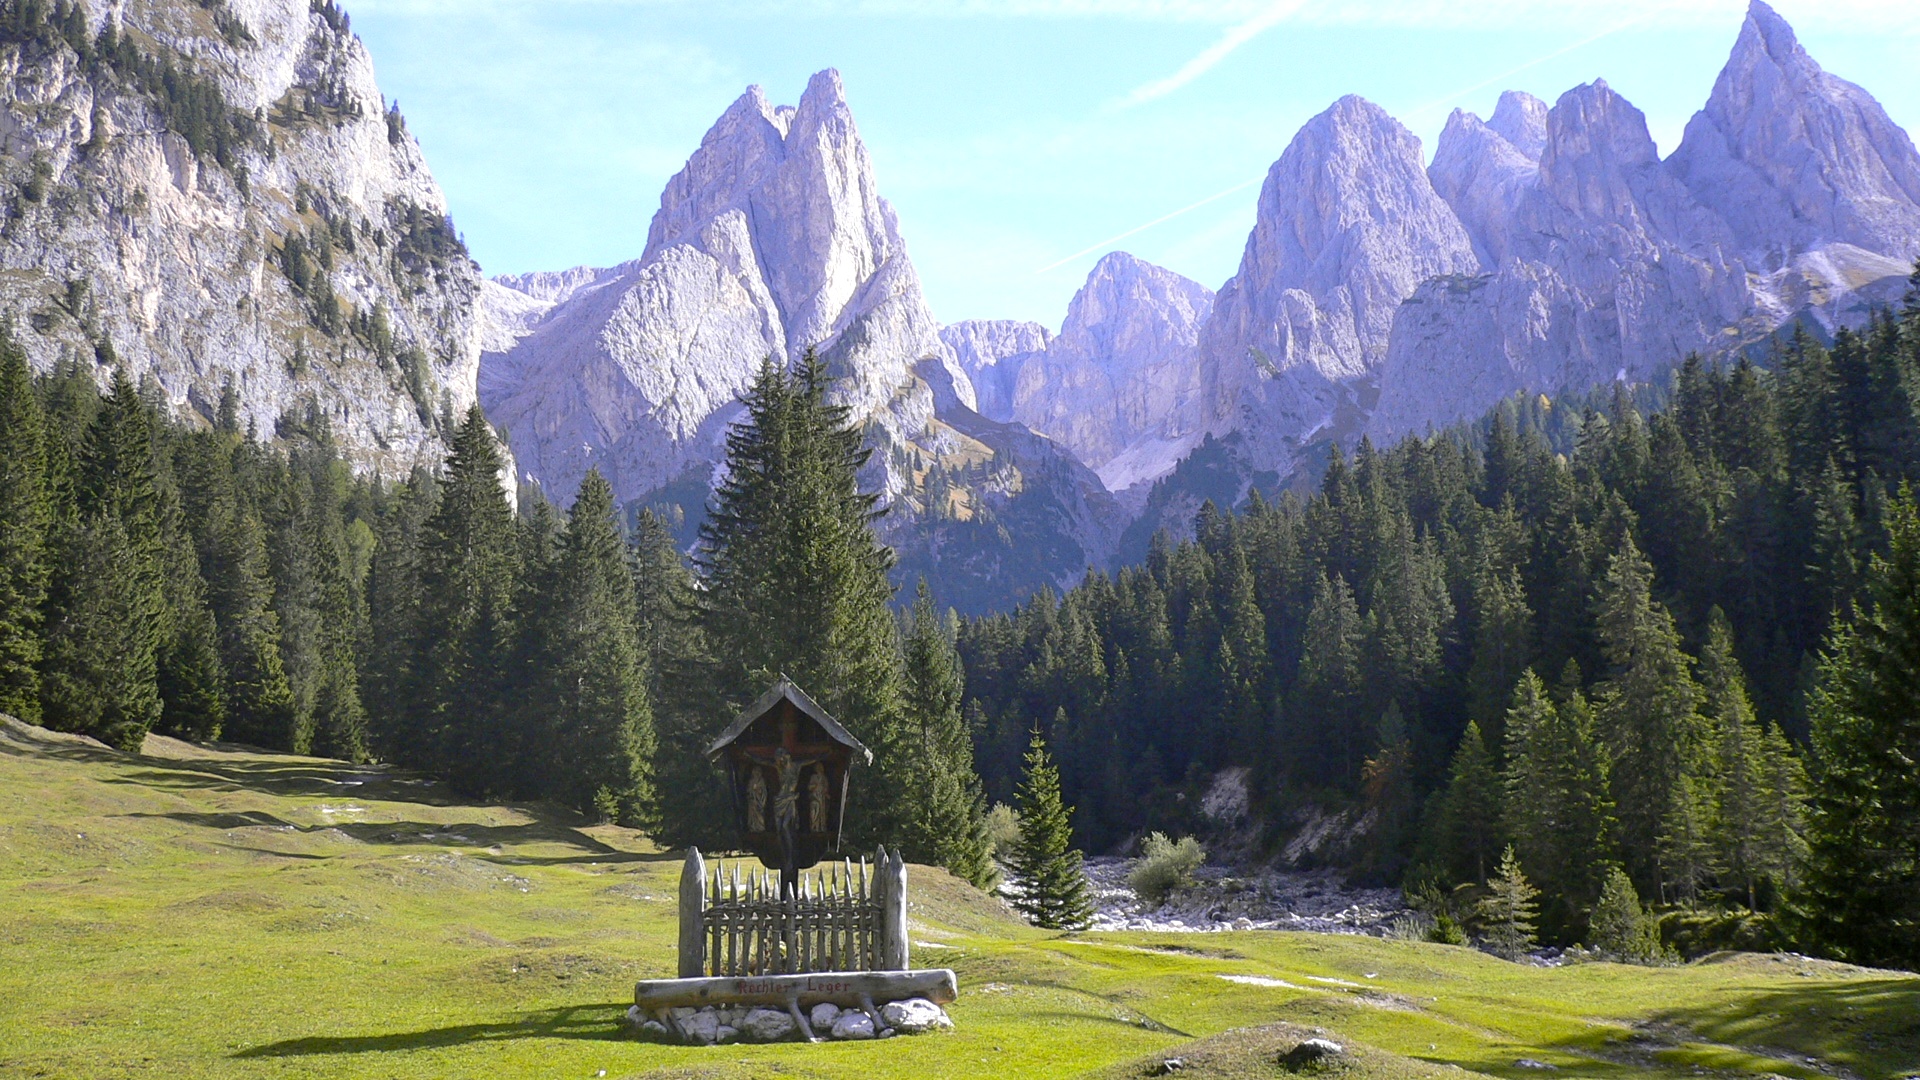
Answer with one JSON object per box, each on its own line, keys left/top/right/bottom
{"left": 1796, "top": 488, "right": 1920, "bottom": 968}
{"left": 1008, "top": 729, "right": 1093, "bottom": 930}
{"left": 1593, "top": 536, "right": 1706, "bottom": 891}
{"left": 899, "top": 578, "right": 995, "bottom": 887}
{"left": 413, "top": 407, "right": 517, "bottom": 794}
{"left": 683, "top": 352, "right": 906, "bottom": 846}
{"left": 534, "top": 470, "right": 655, "bottom": 821}
{"left": 0, "top": 327, "right": 48, "bottom": 721}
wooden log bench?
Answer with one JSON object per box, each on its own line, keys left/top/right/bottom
{"left": 634, "top": 969, "right": 957, "bottom": 1042}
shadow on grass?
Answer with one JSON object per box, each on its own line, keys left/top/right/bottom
{"left": 120, "top": 813, "right": 678, "bottom": 865}
{"left": 106, "top": 757, "right": 445, "bottom": 803}
{"left": 1648, "top": 977, "right": 1920, "bottom": 1077}
{"left": 233, "top": 1003, "right": 632, "bottom": 1057}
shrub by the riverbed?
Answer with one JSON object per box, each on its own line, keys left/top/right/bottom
{"left": 1128, "top": 832, "right": 1206, "bottom": 906}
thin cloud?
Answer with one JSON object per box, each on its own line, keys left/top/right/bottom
{"left": 1036, "top": 175, "right": 1263, "bottom": 273}
{"left": 1117, "top": 0, "right": 1309, "bottom": 107}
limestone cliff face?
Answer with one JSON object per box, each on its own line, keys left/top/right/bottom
{"left": 1009, "top": 252, "right": 1213, "bottom": 492}
{"left": 1198, "top": 95, "right": 1479, "bottom": 471}
{"left": 1668, "top": 0, "right": 1920, "bottom": 262}
{"left": 480, "top": 70, "right": 969, "bottom": 509}
{"left": 482, "top": 71, "right": 1121, "bottom": 612}
{"left": 942, "top": 318, "right": 1049, "bottom": 423}
{"left": 0, "top": 0, "right": 482, "bottom": 472}
{"left": 1370, "top": 2, "right": 1920, "bottom": 441}
{"left": 1371, "top": 79, "right": 1754, "bottom": 438}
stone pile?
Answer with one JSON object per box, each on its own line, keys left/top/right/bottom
{"left": 626, "top": 998, "right": 952, "bottom": 1044}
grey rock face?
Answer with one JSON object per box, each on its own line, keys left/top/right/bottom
{"left": 482, "top": 71, "right": 1120, "bottom": 612}
{"left": 1668, "top": 0, "right": 1920, "bottom": 261}
{"left": 1372, "top": 0, "right": 1920, "bottom": 444}
{"left": 0, "top": 0, "right": 483, "bottom": 474}
{"left": 941, "top": 318, "right": 1050, "bottom": 423}
{"left": 1372, "top": 80, "right": 1754, "bottom": 439}
{"left": 1199, "top": 95, "right": 1479, "bottom": 470}
{"left": 1429, "top": 100, "right": 1541, "bottom": 269}
{"left": 1006, "top": 252, "right": 1214, "bottom": 491}
{"left": 481, "top": 70, "right": 964, "bottom": 508}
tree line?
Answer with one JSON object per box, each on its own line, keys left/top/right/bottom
{"left": 2, "top": 279, "right": 1915, "bottom": 964}
{"left": 957, "top": 280, "right": 1920, "bottom": 967}
{"left": 0, "top": 337, "right": 997, "bottom": 890}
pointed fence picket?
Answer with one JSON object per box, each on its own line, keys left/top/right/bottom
{"left": 675, "top": 847, "right": 907, "bottom": 977}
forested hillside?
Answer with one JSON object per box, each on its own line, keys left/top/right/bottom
{"left": 3, "top": 275, "right": 1918, "bottom": 968}
{"left": 958, "top": 278, "right": 1920, "bottom": 963}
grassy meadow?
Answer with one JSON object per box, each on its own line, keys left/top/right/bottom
{"left": 1, "top": 718, "right": 1916, "bottom": 1080}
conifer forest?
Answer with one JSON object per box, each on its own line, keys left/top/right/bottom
{"left": 4, "top": 283, "right": 1920, "bottom": 969}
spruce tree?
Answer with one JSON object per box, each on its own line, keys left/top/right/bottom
{"left": 900, "top": 578, "right": 995, "bottom": 888}
{"left": 1699, "top": 608, "right": 1803, "bottom": 909}
{"left": 536, "top": 470, "right": 655, "bottom": 821}
{"left": 414, "top": 406, "right": 517, "bottom": 793}
{"left": 363, "top": 469, "right": 434, "bottom": 764}
{"left": 1430, "top": 720, "right": 1503, "bottom": 884}
{"left": 1588, "top": 865, "right": 1664, "bottom": 962}
{"left": 688, "top": 352, "right": 905, "bottom": 846}
{"left": 1477, "top": 844, "right": 1540, "bottom": 961}
{"left": 0, "top": 327, "right": 48, "bottom": 721}
{"left": 1293, "top": 572, "right": 1365, "bottom": 783}
{"left": 175, "top": 433, "right": 296, "bottom": 750}
{"left": 40, "top": 373, "right": 167, "bottom": 749}
{"left": 1465, "top": 555, "right": 1533, "bottom": 747}
{"left": 1796, "top": 489, "right": 1920, "bottom": 968}
{"left": 1008, "top": 728, "right": 1093, "bottom": 930}
{"left": 1504, "top": 671, "right": 1615, "bottom": 937}
{"left": 1656, "top": 775, "right": 1718, "bottom": 905}
{"left": 1593, "top": 535, "right": 1707, "bottom": 890}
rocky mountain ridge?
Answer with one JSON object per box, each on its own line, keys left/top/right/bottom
{"left": 1127, "top": 0, "right": 1920, "bottom": 539}
{"left": 0, "top": 0, "right": 484, "bottom": 472}
{"left": 480, "top": 70, "right": 1123, "bottom": 612}
{"left": 945, "top": 251, "right": 1214, "bottom": 494}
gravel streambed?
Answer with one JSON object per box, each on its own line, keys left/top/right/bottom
{"left": 1081, "top": 857, "right": 1405, "bottom": 935}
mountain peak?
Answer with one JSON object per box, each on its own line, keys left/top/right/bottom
{"left": 1668, "top": 0, "right": 1920, "bottom": 257}
{"left": 1740, "top": 0, "right": 1803, "bottom": 64}
{"left": 1489, "top": 90, "right": 1549, "bottom": 160}
{"left": 800, "top": 68, "right": 848, "bottom": 112}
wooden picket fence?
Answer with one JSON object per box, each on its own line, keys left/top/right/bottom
{"left": 677, "top": 847, "right": 908, "bottom": 977}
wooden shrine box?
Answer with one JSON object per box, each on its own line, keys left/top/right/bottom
{"left": 706, "top": 677, "right": 872, "bottom": 875}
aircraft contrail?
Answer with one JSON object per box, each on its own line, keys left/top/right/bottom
{"left": 1035, "top": 175, "right": 1265, "bottom": 274}
{"left": 1119, "top": 0, "right": 1311, "bottom": 108}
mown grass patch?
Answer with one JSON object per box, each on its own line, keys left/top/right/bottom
{"left": 1, "top": 718, "right": 1915, "bottom": 1080}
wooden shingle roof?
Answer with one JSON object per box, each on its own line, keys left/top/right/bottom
{"left": 705, "top": 676, "right": 873, "bottom": 763}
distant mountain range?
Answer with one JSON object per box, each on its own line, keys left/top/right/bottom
{"left": 4, "top": 0, "right": 1916, "bottom": 612}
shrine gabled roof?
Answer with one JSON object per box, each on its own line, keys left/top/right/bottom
{"left": 706, "top": 676, "right": 873, "bottom": 763}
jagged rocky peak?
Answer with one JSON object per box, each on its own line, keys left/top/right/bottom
{"left": 1536, "top": 79, "right": 1668, "bottom": 224}
{"left": 1488, "top": 90, "right": 1549, "bottom": 160}
{"left": 1429, "top": 104, "right": 1539, "bottom": 268}
{"left": 1011, "top": 252, "right": 1214, "bottom": 490}
{"left": 941, "top": 319, "right": 1051, "bottom": 422}
{"left": 1198, "top": 93, "right": 1477, "bottom": 468}
{"left": 1668, "top": 0, "right": 1920, "bottom": 259}
{"left": 0, "top": 0, "right": 484, "bottom": 473}
{"left": 480, "top": 67, "right": 965, "bottom": 508}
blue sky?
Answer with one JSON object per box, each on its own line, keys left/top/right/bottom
{"left": 349, "top": 0, "right": 1920, "bottom": 328}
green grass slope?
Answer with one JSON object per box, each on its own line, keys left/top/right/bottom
{"left": 2, "top": 718, "right": 1916, "bottom": 1080}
